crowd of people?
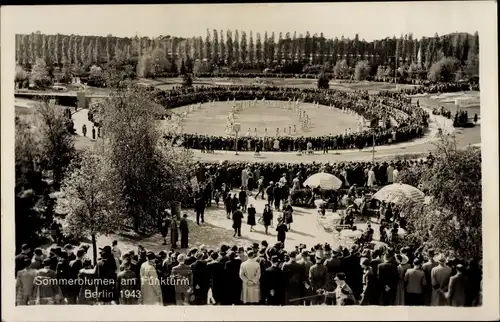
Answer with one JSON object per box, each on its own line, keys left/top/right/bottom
{"left": 159, "top": 86, "right": 429, "bottom": 152}
{"left": 15, "top": 238, "right": 482, "bottom": 306}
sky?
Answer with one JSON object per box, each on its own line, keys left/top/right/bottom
{"left": 1, "top": 2, "right": 490, "bottom": 41}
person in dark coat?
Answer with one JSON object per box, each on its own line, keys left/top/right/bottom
{"left": 275, "top": 217, "right": 288, "bottom": 246}
{"left": 92, "top": 126, "right": 96, "bottom": 140}
{"left": 161, "top": 215, "right": 171, "bottom": 245}
{"left": 179, "top": 214, "right": 189, "bottom": 249}
{"left": 282, "top": 250, "right": 303, "bottom": 305}
{"left": 224, "top": 194, "right": 232, "bottom": 219}
{"left": 224, "top": 251, "right": 242, "bottom": 305}
{"left": 15, "top": 244, "right": 31, "bottom": 276}
{"left": 262, "top": 256, "right": 285, "bottom": 305}
{"left": 56, "top": 252, "right": 72, "bottom": 302}
{"left": 284, "top": 204, "right": 294, "bottom": 230}
{"left": 96, "top": 246, "right": 118, "bottom": 303}
{"left": 82, "top": 124, "right": 87, "bottom": 137}
{"left": 190, "top": 253, "right": 210, "bottom": 305}
{"left": 67, "top": 248, "right": 86, "bottom": 304}
{"left": 262, "top": 204, "right": 273, "bottom": 234}
{"left": 239, "top": 188, "right": 248, "bottom": 212}
{"left": 195, "top": 193, "right": 205, "bottom": 225}
{"left": 360, "top": 258, "right": 377, "bottom": 305}
{"left": 266, "top": 182, "right": 275, "bottom": 206}
{"left": 447, "top": 264, "right": 468, "bottom": 306}
{"left": 377, "top": 252, "right": 399, "bottom": 306}
{"left": 206, "top": 252, "right": 225, "bottom": 305}
{"left": 247, "top": 204, "right": 257, "bottom": 231}
{"left": 273, "top": 184, "right": 281, "bottom": 210}
{"left": 116, "top": 259, "right": 140, "bottom": 304}
{"left": 232, "top": 206, "right": 244, "bottom": 237}
{"left": 170, "top": 218, "right": 179, "bottom": 249}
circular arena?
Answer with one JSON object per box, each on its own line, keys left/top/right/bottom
{"left": 154, "top": 86, "right": 429, "bottom": 152}
{"left": 160, "top": 100, "right": 369, "bottom": 138}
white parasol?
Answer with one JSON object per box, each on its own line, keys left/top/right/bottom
{"left": 303, "top": 172, "right": 343, "bottom": 190}
{"left": 372, "top": 183, "right": 425, "bottom": 205}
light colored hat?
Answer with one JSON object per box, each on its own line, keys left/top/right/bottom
{"left": 397, "top": 254, "right": 409, "bottom": 265}
{"left": 434, "top": 253, "right": 447, "bottom": 263}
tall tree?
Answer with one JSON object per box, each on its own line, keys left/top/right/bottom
{"left": 204, "top": 29, "right": 211, "bottom": 61}
{"left": 33, "top": 100, "right": 75, "bottom": 185}
{"left": 248, "top": 31, "right": 254, "bottom": 63}
{"left": 56, "top": 147, "right": 125, "bottom": 264}
{"left": 276, "top": 32, "right": 283, "bottom": 62}
{"left": 234, "top": 30, "right": 240, "bottom": 63}
{"left": 226, "top": 30, "right": 233, "bottom": 64}
{"left": 263, "top": 32, "right": 269, "bottom": 62}
{"left": 93, "top": 38, "right": 100, "bottom": 64}
{"left": 219, "top": 30, "right": 225, "bottom": 64}
{"left": 212, "top": 29, "right": 219, "bottom": 63}
{"left": 255, "top": 32, "right": 262, "bottom": 63}
{"left": 240, "top": 31, "right": 248, "bottom": 62}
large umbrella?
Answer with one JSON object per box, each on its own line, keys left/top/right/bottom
{"left": 303, "top": 172, "right": 343, "bottom": 190}
{"left": 372, "top": 183, "right": 425, "bottom": 205}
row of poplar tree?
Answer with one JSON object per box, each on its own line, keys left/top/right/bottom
{"left": 15, "top": 30, "right": 479, "bottom": 81}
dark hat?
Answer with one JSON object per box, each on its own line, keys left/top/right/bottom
{"left": 64, "top": 244, "right": 74, "bottom": 250}
{"left": 261, "top": 240, "right": 268, "bottom": 247}
{"left": 146, "top": 251, "right": 156, "bottom": 260}
{"left": 335, "top": 272, "right": 347, "bottom": 281}
{"left": 183, "top": 213, "right": 188, "bottom": 218}
{"left": 83, "top": 258, "right": 92, "bottom": 266}
{"left": 252, "top": 243, "right": 259, "bottom": 249}
{"left": 21, "top": 244, "right": 30, "bottom": 251}
{"left": 99, "top": 246, "right": 112, "bottom": 253}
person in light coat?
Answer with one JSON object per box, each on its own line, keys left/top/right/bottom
{"left": 430, "top": 254, "right": 452, "bottom": 306}
{"left": 140, "top": 252, "right": 163, "bottom": 305}
{"left": 239, "top": 250, "right": 261, "bottom": 304}
{"left": 386, "top": 163, "right": 395, "bottom": 184}
{"left": 241, "top": 167, "right": 249, "bottom": 190}
{"left": 367, "top": 167, "right": 377, "bottom": 188}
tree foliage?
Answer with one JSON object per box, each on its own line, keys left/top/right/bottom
{"left": 428, "top": 57, "right": 461, "bottom": 82}
{"left": 333, "top": 59, "right": 349, "bottom": 79}
{"left": 354, "top": 60, "right": 371, "bottom": 81}
{"left": 317, "top": 73, "right": 330, "bottom": 89}
{"left": 400, "top": 137, "right": 482, "bottom": 260}
{"left": 32, "top": 100, "right": 76, "bottom": 186}
{"left": 95, "top": 86, "right": 194, "bottom": 234}
{"left": 56, "top": 146, "right": 125, "bottom": 263}
{"left": 30, "top": 57, "right": 50, "bottom": 88}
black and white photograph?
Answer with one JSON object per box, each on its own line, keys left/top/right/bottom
{"left": 1, "top": 2, "right": 498, "bottom": 321}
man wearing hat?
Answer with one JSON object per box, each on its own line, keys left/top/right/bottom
{"left": 179, "top": 214, "right": 189, "bottom": 249}
{"left": 96, "top": 245, "right": 118, "bottom": 304}
{"left": 430, "top": 253, "right": 452, "bottom": 306}
{"left": 297, "top": 250, "right": 314, "bottom": 305}
{"left": 224, "top": 251, "right": 243, "bottom": 305}
{"left": 232, "top": 205, "right": 244, "bottom": 237}
{"left": 117, "top": 259, "right": 140, "bottom": 305}
{"left": 422, "top": 249, "right": 437, "bottom": 305}
{"left": 191, "top": 252, "right": 210, "bottom": 305}
{"left": 377, "top": 251, "right": 399, "bottom": 306}
{"left": 15, "top": 244, "right": 32, "bottom": 276}
{"left": 140, "top": 251, "right": 163, "bottom": 305}
{"left": 261, "top": 255, "right": 284, "bottom": 305}
{"left": 404, "top": 258, "right": 426, "bottom": 306}
{"left": 282, "top": 250, "right": 302, "bottom": 305}
{"left": 333, "top": 272, "right": 356, "bottom": 305}
{"left": 66, "top": 248, "right": 86, "bottom": 304}
{"left": 446, "top": 263, "right": 468, "bottom": 306}
{"left": 309, "top": 252, "right": 329, "bottom": 305}
{"left": 206, "top": 251, "right": 225, "bottom": 305}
